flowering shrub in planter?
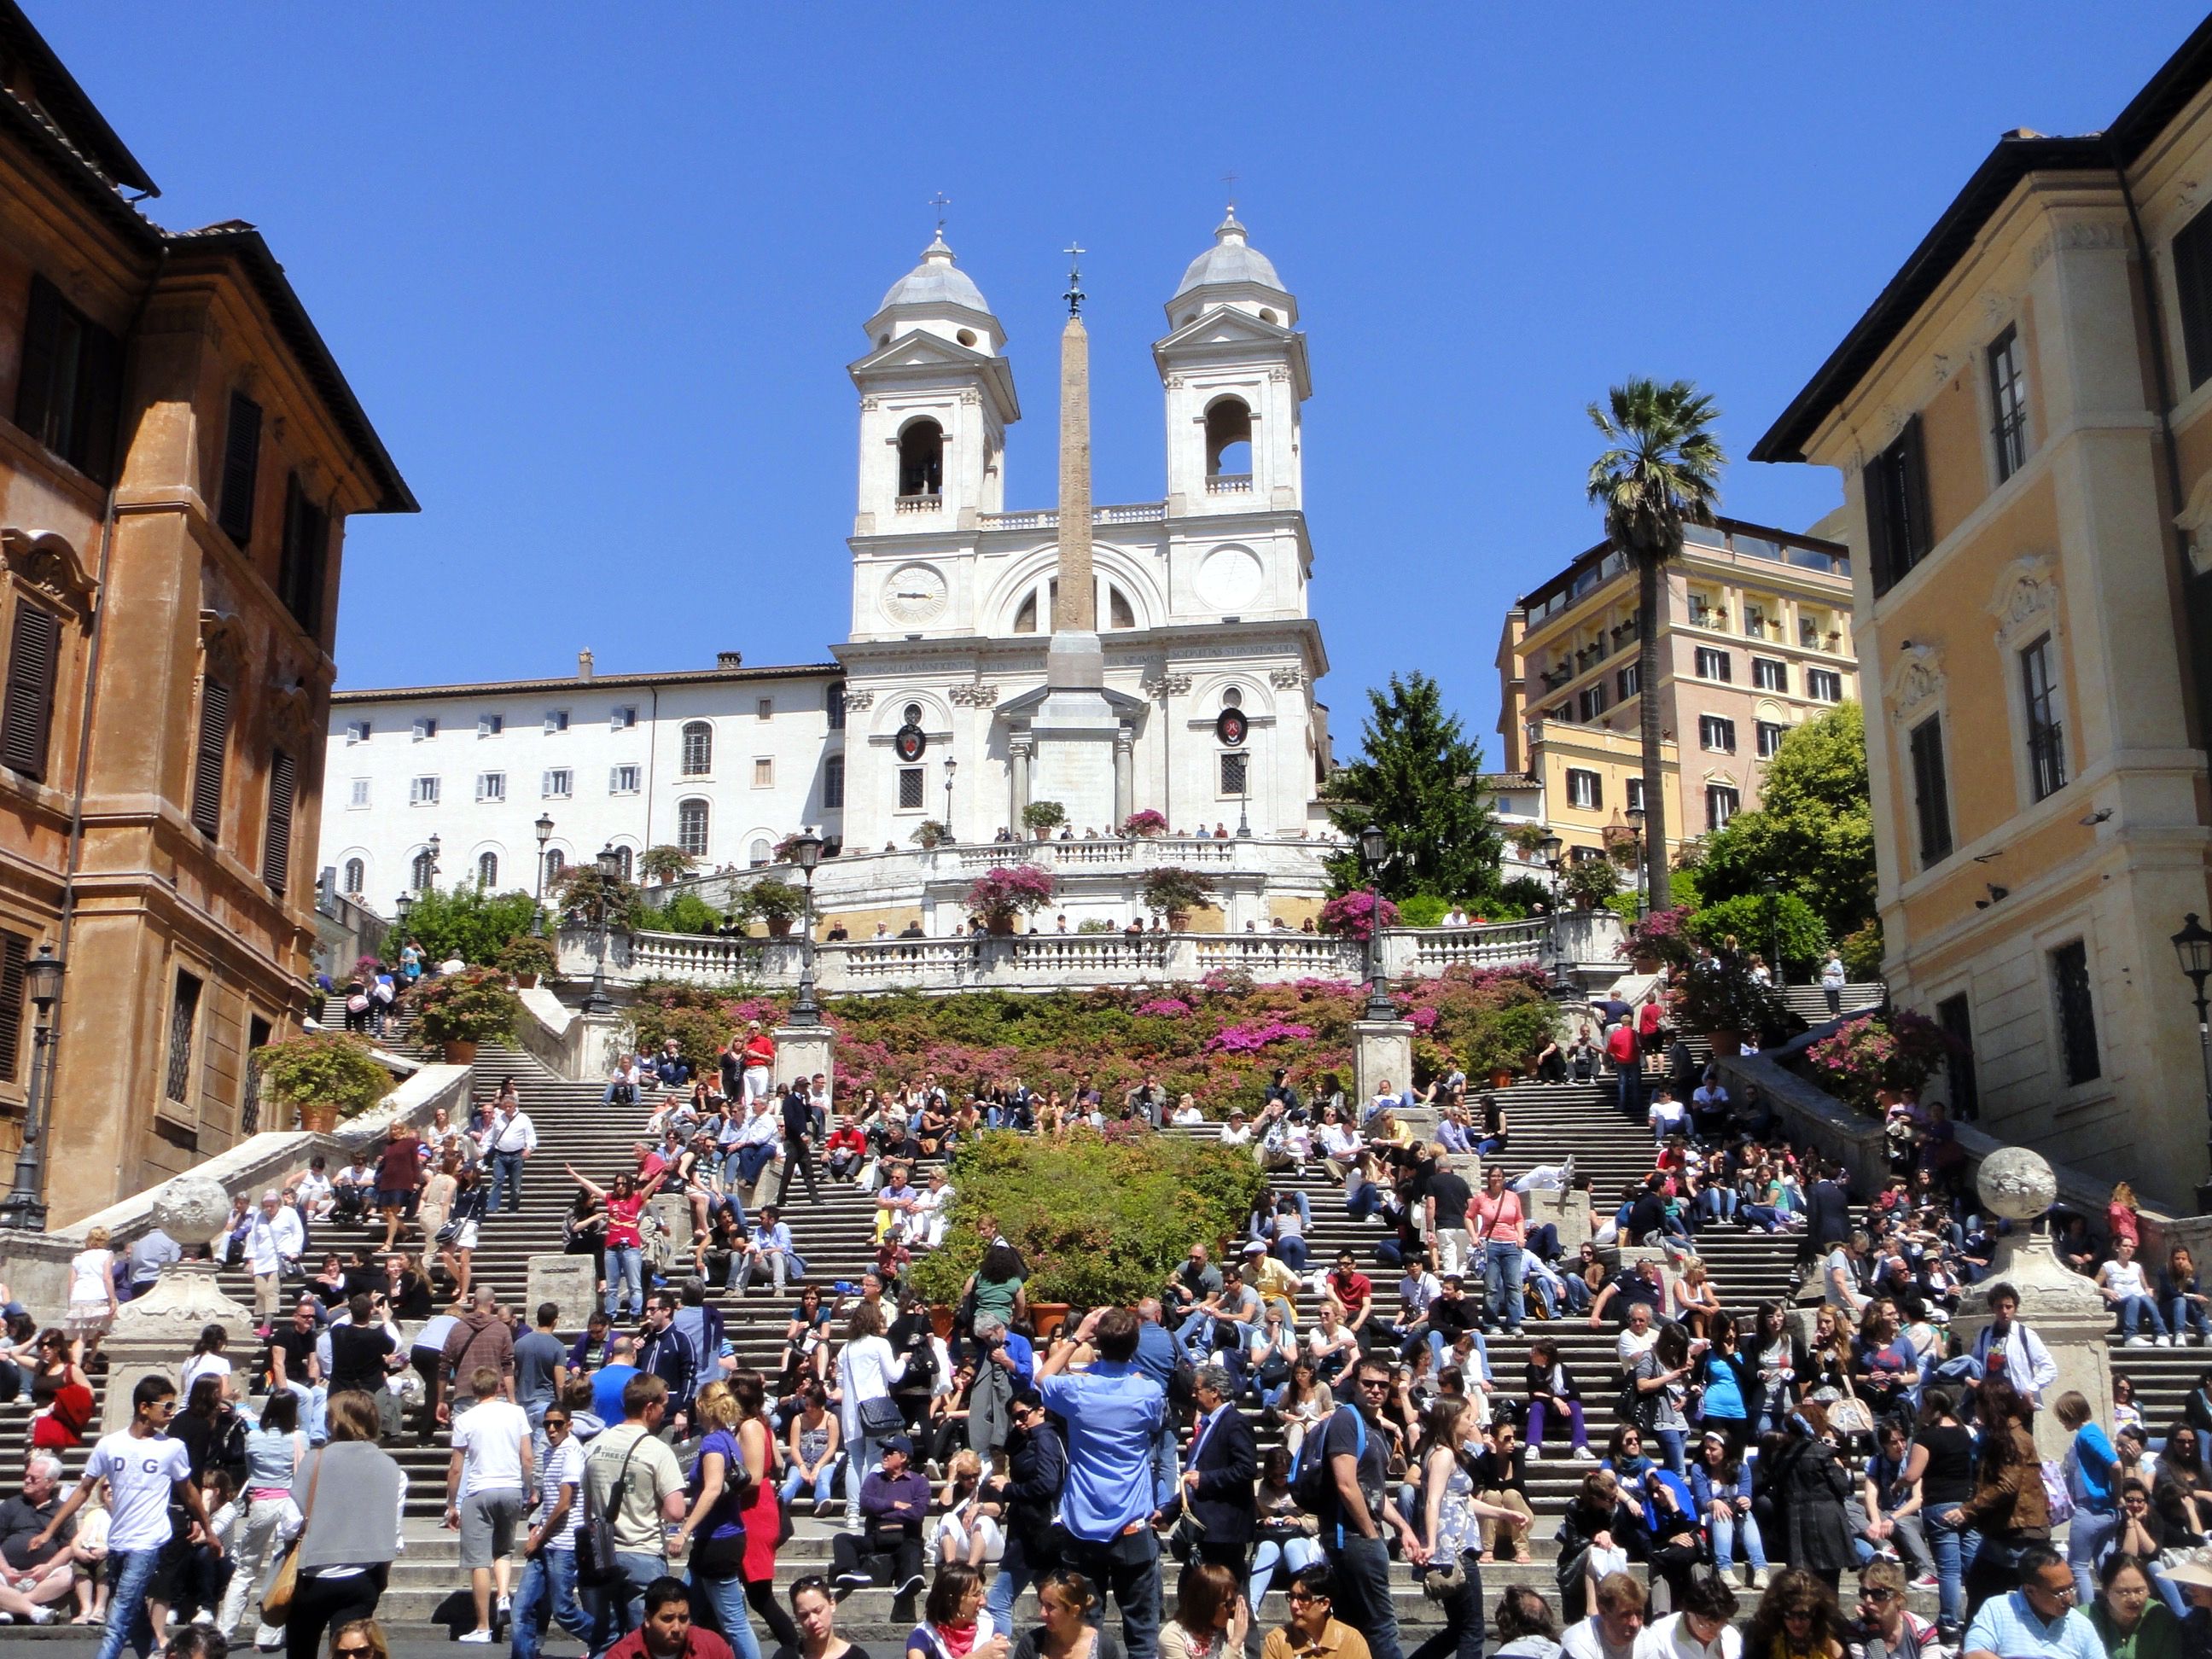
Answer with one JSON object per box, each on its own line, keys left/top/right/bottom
{"left": 1021, "top": 800, "right": 1067, "bottom": 835}
{"left": 407, "top": 967, "right": 523, "bottom": 1047}
{"left": 1139, "top": 865, "right": 1216, "bottom": 922}
{"left": 1805, "top": 1010, "right": 1960, "bottom": 1117}
{"left": 1664, "top": 963, "right": 1801, "bottom": 1051}
{"left": 1318, "top": 890, "right": 1400, "bottom": 942}
{"left": 966, "top": 865, "right": 1057, "bottom": 931}
{"left": 1619, "top": 906, "right": 1697, "bottom": 969}
{"left": 252, "top": 1032, "right": 393, "bottom": 1128}
{"left": 1121, "top": 809, "right": 1168, "bottom": 837}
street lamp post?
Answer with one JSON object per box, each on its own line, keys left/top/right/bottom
{"left": 1358, "top": 823, "right": 1395, "bottom": 1022}
{"left": 2173, "top": 913, "right": 2212, "bottom": 1212}
{"left": 943, "top": 759, "right": 957, "bottom": 845}
{"left": 1624, "top": 807, "right": 1647, "bottom": 920}
{"left": 787, "top": 829, "right": 825, "bottom": 1026}
{"left": 532, "top": 814, "right": 555, "bottom": 937}
{"left": 0, "top": 946, "right": 66, "bottom": 1231}
{"left": 393, "top": 892, "right": 414, "bottom": 940}
{"left": 1760, "top": 875, "right": 1783, "bottom": 983}
{"left": 583, "top": 843, "right": 620, "bottom": 1016}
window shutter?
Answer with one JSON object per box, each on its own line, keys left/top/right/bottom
{"left": 74, "top": 317, "right": 121, "bottom": 486}
{"left": 2178, "top": 207, "right": 2212, "bottom": 388}
{"left": 1863, "top": 452, "right": 1897, "bottom": 595}
{"left": 0, "top": 602, "right": 61, "bottom": 781}
{"left": 278, "top": 476, "right": 329, "bottom": 638}
{"left": 262, "top": 750, "right": 296, "bottom": 894}
{"left": 217, "top": 393, "right": 262, "bottom": 547}
{"left": 190, "top": 681, "right": 231, "bottom": 838}
{"left": 13, "top": 277, "right": 59, "bottom": 441}
{"left": 1900, "top": 414, "right": 1933, "bottom": 568}
{"left": 0, "top": 931, "right": 27, "bottom": 1083}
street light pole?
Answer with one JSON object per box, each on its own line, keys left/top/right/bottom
{"left": 944, "top": 758, "right": 957, "bottom": 845}
{"left": 532, "top": 814, "right": 555, "bottom": 937}
{"left": 1760, "top": 875, "right": 1783, "bottom": 984}
{"left": 1537, "top": 831, "right": 1564, "bottom": 987}
{"left": 1624, "top": 806, "right": 1647, "bottom": 921}
{"left": 583, "top": 843, "right": 620, "bottom": 1016}
{"left": 787, "top": 829, "right": 825, "bottom": 1026}
{"left": 0, "top": 946, "right": 66, "bottom": 1231}
{"left": 1358, "top": 824, "right": 1395, "bottom": 1022}
{"left": 2173, "top": 913, "right": 2212, "bottom": 1212}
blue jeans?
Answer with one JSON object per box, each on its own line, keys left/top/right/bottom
{"left": 1247, "top": 1535, "right": 1325, "bottom": 1610}
{"left": 2069, "top": 1507, "right": 2119, "bottom": 1603}
{"left": 1615, "top": 1065, "right": 1643, "bottom": 1116}
{"left": 1925, "top": 1511, "right": 1979, "bottom": 1633}
{"left": 96, "top": 1546, "right": 163, "bottom": 1659}
{"left": 2117, "top": 1297, "right": 2170, "bottom": 1337}
{"left": 1483, "top": 1241, "right": 1526, "bottom": 1329}
{"left": 688, "top": 1569, "right": 761, "bottom": 1659}
{"left": 2170, "top": 1297, "right": 2212, "bottom": 1341}
{"left": 1347, "top": 1182, "right": 1384, "bottom": 1223}
{"left": 491, "top": 1150, "right": 526, "bottom": 1214}
{"left": 512, "top": 1548, "right": 591, "bottom": 1659}
{"left": 589, "top": 1551, "right": 667, "bottom": 1656}
{"left": 1333, "top": 1535, "right": 1404, "bottom": 1659}
{"left": 734, "top": 1142, "right": 777, "bottom": 1185}
{"left": 844, "top": 1432, "right": 884, "bottom": 1526}
{"left": 1698, "top": 1187, "right": 1738, "bottom": 1222}
{"left": 1065, "top": 1528, "right": 1162, "bottom": 1659}
{"left": 1653, "top": 1428, "right": 1685, "bottom": 1474}
{"left": 1708, "top": 1507, "right": 1769, "bottom": 1571}
{"left": 1275, "top": 1237, "right": 1308, "bottom": 1272}
{"left": 779, "top": 1460, "right": 840, "bottom": 1505}
{"left": 1150, "top": 1418, "right": 1179, "bottom": 1509}
{"left": 603, "top": 1243, "right": 643, "bottom": 1316}
{"left": 986, "top": 1528, "right": 1043, "bottom": 1626}
{"left": 1407, "top": 1551, "right": 1484, "bottom": 1659}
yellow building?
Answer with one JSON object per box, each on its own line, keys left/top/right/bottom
{"left": 1495, "top": 515, "right": 1858, "bottom": 867}
{"left": 1751, "top": 18, "right": 2212, "bottom": 1205}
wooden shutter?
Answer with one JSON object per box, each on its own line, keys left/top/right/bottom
{"left": 1862, "top": 450, "right": 1897, "bottom": 595}
{"left": 0, "top": 602, "right": 61, "bottom": 781}
{"left": 13, "top": 277, "right": 59, "bottom": 443}
{"left": 2180, "top": 207, "right": 2212, "bottom": 389}
{"left": 217, "top": 393, "right": 262, "bottom": 548}
{"left": 0, "top": 931, "right": 28, "bottom": 1084}
{"left": 191, "top": 681, "right": 231, "bottom": 839}
{"left": 262, "top": 749, "right": 296, "bottom": 894}
{"left": 73, "top": 316, "right": 121, "bottom": 486}
{"left": 1899, "top": 414, "right": 1933, "bottom": 573}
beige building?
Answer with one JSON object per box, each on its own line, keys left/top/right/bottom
{"left": 0, "top": 3, "right": 411, "bottom": 1222}
{"left": 1494, "top": 515, "right": 1858, "bottom": 868}
{"left": 1750, "top": 18, "right": 2212, "bottom": 1205}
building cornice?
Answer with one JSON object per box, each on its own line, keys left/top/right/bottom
{"left": 330, "top": 661, "right": 844, "bottom": 707}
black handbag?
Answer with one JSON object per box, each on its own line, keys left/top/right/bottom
{"left": 858, "top": 1394, "right": 905, "bottom": 1437}
{"left": 578, "top": 1436, "right": 643, "bottom": 1586}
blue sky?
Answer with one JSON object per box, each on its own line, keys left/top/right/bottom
{"left": 35, "top": 3, "right": 2205, "bottom": 760}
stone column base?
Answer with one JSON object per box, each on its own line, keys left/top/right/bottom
{"left": 1353, "top": 1020, "right": 1414, "bottom": 1117}
{"left": 1957, "top": 1232, "right": 2113, "bottom": 1462}
{"left": 526, "top": 1254, "right": 598, "bottom": 1328}
{"left": 102, "top": 1260, "right": 254, "bottom": 1431}
{"left": 774, "top": 1024, "right": 835, "bottom": 1097}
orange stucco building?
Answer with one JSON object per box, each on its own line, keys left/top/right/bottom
{"left": 0, "top": 3, "right": 412, "bottom": 1221}
{"left": 1753, "top": 19, "right": 2212, "bottom": 1206}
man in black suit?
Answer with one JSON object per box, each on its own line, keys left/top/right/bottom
{"left": 1802, "top": 1161, "right": 1853, "bottom": 1269}
{"left": 1179, "top": 1364, "right": 1258, "bottom": 1593}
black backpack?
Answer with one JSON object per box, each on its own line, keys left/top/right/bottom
{"left": 1292, "top": 1409, "right": 1362, "bottom": 1514}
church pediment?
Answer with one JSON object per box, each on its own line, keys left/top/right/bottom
{"left": 1153, "top": 307, "right": 1296, "bottom": 353}
{"left": 849, "top": 330, "right": 996, "bottom": 375}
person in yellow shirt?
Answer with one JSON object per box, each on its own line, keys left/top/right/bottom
{"left": 1243, "top": 1242, "right": 1303, "bottom": 1326}
{"left": 1260, "top": 1564, "right": 1371, "bottom": 1659}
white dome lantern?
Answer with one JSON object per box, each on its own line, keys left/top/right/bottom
{"left": 864, "top": 230, "right": 1005, "bottom": 358}
{"left": 1167, "top": 210, "right": 1295, "bottom": 328}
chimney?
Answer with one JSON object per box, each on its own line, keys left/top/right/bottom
{"left": 717, "top": 650, "right": 743, "bottom": 669}
{"left": 577, "top": 648, "right": 594, "bottom": 679}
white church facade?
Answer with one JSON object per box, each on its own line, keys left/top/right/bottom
{"left": 319, "top": 214, "right": 1342, "bottom": 934}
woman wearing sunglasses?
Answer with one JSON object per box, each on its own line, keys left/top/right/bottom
{"left": 326, "top": 1620, "right": 389, "bottom": 1659}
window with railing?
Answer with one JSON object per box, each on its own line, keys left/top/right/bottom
{"left": 2020, "top": 633, "right": 2066, "bottom": 800}
{"left": 2050, "top": 939, "right": 2100, "bottom": 1086}
{"left": 165, "top": 971, "right": 202, "bottom": 1107}
{"left": 1988, "top": 324, "right": 2029, "bottom": 481}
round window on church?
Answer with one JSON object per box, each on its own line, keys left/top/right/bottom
{"left": 903, "top": 703, "right": 923, "bottom": 727}
{"left": 957, "top": 329, "right": 977, "bottom": 346}
{"left": 1260, "top": 308, "right": 1278, "bottom": 324}
{"left": 1222, "top": 687, "right": 1243, "bottom": 708}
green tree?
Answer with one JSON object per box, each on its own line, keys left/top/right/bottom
{"left": 1324, "top": 672, "right": 1502, "bottom": 902}
{"left": 394, "top": 884, "right": 539, "bottom": 965}
{"left": 1586, "top": 378, "right": 1726, "bottom": 913}
{"left": 1685, "top": 702, "right": 1876, "bottom": 940}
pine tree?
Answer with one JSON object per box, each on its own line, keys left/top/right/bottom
{"left": 1325, "top": 672, "right": 1502, "bottom": 902}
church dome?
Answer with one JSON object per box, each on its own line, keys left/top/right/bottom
{"left": 878, "top": 230, "right": 993, "bottom": 317}
{"left": 1173, "top": 212, "right": 1287, "bottom": 300}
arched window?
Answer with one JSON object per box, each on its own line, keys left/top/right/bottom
{"left": 677, "top": 800, "right": 709, "bottom": 859}
{"left": 341, "top": 858, "right": 364, "bottom": 896}
{"left": 410, "top": 849, "right": 434, "bottom": 890}
{"left": 749, "top": 837, "right": 771, "bottom": 867}
{"left": 1108, "top": 586, "right": 1135, "bottom": 630}
{"left": 898, "top": 420, "right": 943, "bottom": 498}
{"left": 1013, "top": 591, "right": 1038, "bottom": 634}
{"left": 477, "top": 851, "right": 498, "bottom": 888}
{"left": 824, "top": 753, "right": 845, "bottom": 809}
{"left": 544, "top": 847, "right": 565, "bottom": 885}
{"left": 1205, "top": 398, "right": 1252, "bottom": 478}
{"left": 825, "top": 683, "right": 847, "bottom": 731}
{"left": 613, "top": 845, "right": 633, "bottom": 882}
{"left": 680, "top": 721, "right": 713, "bottom": 777}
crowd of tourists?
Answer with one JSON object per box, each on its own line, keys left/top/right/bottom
{"left": 15, "top": 1004, "right": 2212, "bottom": 1659}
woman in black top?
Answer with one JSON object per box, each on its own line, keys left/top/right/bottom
{"left": 1903, "top": 1388, "right": 1976, "bottom": 1637}
{"left": 382, "top": 1253, "right": 433, "bottom": 1322}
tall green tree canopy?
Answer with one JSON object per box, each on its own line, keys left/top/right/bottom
{"left": 1685, "top": 701, "right": 1875, "bottom": 940}
{"left": 1586, "top": 377, "right": 1726, "bottom": 911}
{"left": 1325, "top": 672, "right": 1501, "bottom": 901}
{"left": 391, "top": 884, "right": 539, "bottom": 966}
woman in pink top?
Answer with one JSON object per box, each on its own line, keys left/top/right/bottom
{"left": 2109, "top": 1181, "right": 2141, "bottom": 1252}
{"left": 566, "top": 1165, "right": 648, "bottom": 1318}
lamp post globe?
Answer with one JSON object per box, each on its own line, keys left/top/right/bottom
{"left": 1356, "top": 824, "right": 1394, "bottom": 1022}
{"left": 531, "top": 814, "right": 556, "bottom": 935}
{"left": 2174, "top": 913, "right": 2212, "bottom": 1212}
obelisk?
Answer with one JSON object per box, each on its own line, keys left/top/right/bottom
{"left": 1028, "top": 247, "right": 1121, "bottom": 829}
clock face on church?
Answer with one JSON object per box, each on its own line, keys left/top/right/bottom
{"left": 882, "top": 563, "right": 948, "bottom": 627}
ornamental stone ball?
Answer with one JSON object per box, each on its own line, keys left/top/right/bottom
{"left": 1977, "top": 1145, "right": 2058, "bottom": 1223}
{"left": 151, "top": 1175, "right": 230, "bottom": 1243}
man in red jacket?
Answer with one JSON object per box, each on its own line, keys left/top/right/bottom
{"left": 736, "top": 1022, "right": 777, "bottom": 1103}
{"left": 1606, "top": 1020, "right": 1643, "bottom": 1117}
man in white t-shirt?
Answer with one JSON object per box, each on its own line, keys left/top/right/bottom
{"left": 2098, "top": 1237, "right": 2174, "bottom": 1347}
{"left": 32, "top": 1376, "right": 217, "bottom": 1659}
{"left": 1564, "top": 1570, "right": 1648, "bottom": 1659}
{"left": 1825, "top": 1231, "right": 1871, "bottom": 1319}
{"left": 1645, "top": 1088, "right": 1689, "bottom": 1144}
{"left": 446, "top": 1365, "right": 534, "bottom": 1643}
{"left": 512, "top": 1398, "right": 591, "bottom": 1659}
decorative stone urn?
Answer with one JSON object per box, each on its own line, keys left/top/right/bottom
{"left": 102, "top": 1175, "right": 253, "bottom": 1430}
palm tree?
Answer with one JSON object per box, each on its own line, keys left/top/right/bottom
{"left": 1586, "top": 378, "right": 1726, "bottom": 912}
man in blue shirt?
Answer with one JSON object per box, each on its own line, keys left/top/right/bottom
{"left": 1038, "top": 1304, "right": 1167, "bottom": 1659}
{"left": 1962, "top": 1545, "right": 2104, "bottom": 1659}
{"left": 1131, "top": 1298, "right": 1183, "bottom": 1508}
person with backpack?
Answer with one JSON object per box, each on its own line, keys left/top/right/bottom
{"left": 1300, "top": 1356, "right": 1421, "bottom": 1659}
{"left": 579, "top": 1374, "right": 687, "bottom": 1651}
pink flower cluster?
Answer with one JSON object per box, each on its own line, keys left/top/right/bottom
{"left": 1121, "top": 810, "right": 1168, "bottom": 835}
{"left": 966, "top": 864, "right": 1058, "bottom": 916}
{"left": 1205, "top": 1019, "right": 1316, "bottom": 1053}
{"left": 1133, "top": 998, "right": 1193, "bottom": 1017}
{"left": 1318, "top": 890, "right": 1400, "bottom": 942}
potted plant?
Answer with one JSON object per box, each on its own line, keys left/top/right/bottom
{"left": 1664, "top": 964, "right": 1800, "bottom": 1057}
{"left": 911, "top": 819, "right": 952, "bottom": 850}
{"left": 1619, "top": 906, "right": 1696, "bottom": 975}
{"left": 736, "top": 878, "right": 808, "bottom": 939}
{"left": 1022, "top": 800, "right": 1067, "bottom": 841}
{"left": 407, "top": 966, "right": 523, "bottom": 1064}
{"left": 639, "top": 845, "right": 696, "bottom": 887}
{"left": 1121, "top": 809, "right": 1167, "bottom": 838}
{"left": 1558, "top": 857, "right": 1621, "bottom": 912}
{"left": 1140, "top": 865, "right": 1217, "bottom": 931}
{"left": 495, "top": 934, "right": 556, "bottom": 989}
{"left": 251, "top": 1031, "right": 393, "bottom": 1133}
{"left": 965, "top": 865, "right": 1057, "bottom": 934}
{"left": 771, "top": 832, "right": 812, "bottom": 864}
{"left": 1318, "top": 889, "right": 1399, "bottom": 941}
{"left": 1805, "top": 1010, "right": 1961, "bottom": 1117}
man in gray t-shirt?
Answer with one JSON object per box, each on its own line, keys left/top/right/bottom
{"left": 513, "top": 1302, "right": 568, "bottom": 1461}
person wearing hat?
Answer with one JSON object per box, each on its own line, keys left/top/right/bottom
{"left": 830, "top": 1433, "right": 929, "bottom": 1605}
{"left": 1220, "top": 1109, "right": 1254, "bottom": 1150}
{"left": 1244, "top": 1241, "right": 1303, "bottom": 1332}
{"left": 1961, "top": 1542, "right": 2104, "bottom": 1659}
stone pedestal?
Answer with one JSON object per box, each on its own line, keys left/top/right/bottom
{"left": 526, "top": 1254, "right": 599, "bottom": 1328}
{"left": 775, "top": 1024, "right": 835, "bottom": 1098}
{"left": 579, "top": 1011, "right": 630, "bottom": 1080}
{"left": 1353, "top": 1020, "right": 1414, "bottom": 1116}
{"left": 1030, "top": 644, "right": 1121, "bottom": 835}
{"left": 101, "top": 1176, "right": 251, "bottom": 1430}
{"left": 1526, "top": 1184, "right": 1590, "bottom": 1254}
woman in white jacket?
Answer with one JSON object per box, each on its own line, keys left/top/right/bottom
{"left": 835, "top": 1301, "right": 909, "bottom": 1528}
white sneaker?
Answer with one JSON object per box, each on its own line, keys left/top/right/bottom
{"left": 1572, "top": 1446, "right": 1598, "bottom": 1461}
{"left": 1524, "top": 1446, "right": 1540, "bottom": 1461}
{"left": 1753, "top": 1569, "right": 1773, "bottom": 1588}
{"left": 2160, "top": 1335, "right": 2176, "bottom": 1347}
{"left": 2127, "top": 1335, "right": 2154, "bottom": 1348}
{"left": 459, "top": 1631, "right": 494, "bottom": 1645}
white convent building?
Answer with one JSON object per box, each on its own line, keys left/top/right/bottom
{"left": 318, "top": 214, "right": 1343, "bottom": 934}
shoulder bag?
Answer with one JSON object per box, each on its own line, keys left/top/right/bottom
{"left": 259, "top": 1446, "right": 323, "bottom": 1622}
{"left": 578, "top": 1434, "right": 646, "bottom": 1586}
{"left": 1827, "top": 1367, "right": 1876, "bottom": 1437}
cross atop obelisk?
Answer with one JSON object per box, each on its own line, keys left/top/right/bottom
{"left": 1051, "top": 244, "right": 1095, "bottom": 635}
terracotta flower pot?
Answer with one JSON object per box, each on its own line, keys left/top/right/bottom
{"left": 299, "top": 1102, "right": 340, "bottom": 1134}
{"left": 1708, "top": 1030, "right": 1744, "bottom": 1057}
{"left": 442, "top": 1039, "right": 478, "bottom": 1066}
{"left": 513, "top": 973, "right": 540, "bottom": 990}
{"left": 929, "top": 1304, "right": 956, "bottom": 1341}
{"left": 1488, "top": 1067, "right": 1516, "bottom": 1091}
{"left": 1028, "top": 1301, "right": 1071, "bottom": 1340}
{"left": 766, "top": 917, "right": 795, "bottom": 940}
{"left": 987, "top": 915, "right": 1016, "bottom": 936}
{"left": 1167, "top": 912, "right": 1190, "bottom": 933}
